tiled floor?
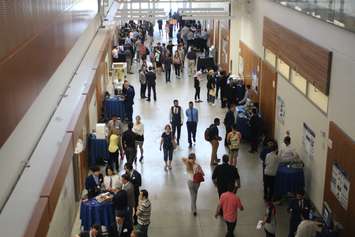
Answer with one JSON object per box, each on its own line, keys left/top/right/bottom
{"left": 72, "top": 30, "right": 290, "bottom": 237}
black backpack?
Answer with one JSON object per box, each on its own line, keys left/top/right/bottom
{"left": 204, "top": 125, "right": 212, "bottom": 141}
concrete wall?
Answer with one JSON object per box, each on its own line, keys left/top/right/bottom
{"left": 230, "top": 0, "right": 355, "bottom": 211}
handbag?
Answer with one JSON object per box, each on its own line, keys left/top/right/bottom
{"left": 193, "top": 165, "right": 205, "bottom": 183}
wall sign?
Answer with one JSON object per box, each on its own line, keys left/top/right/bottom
{"left": 331, "top": 162, "right": 350, "bottom": 210}
{"left": 276, "top": 96, "right": 285, "bottom": 124}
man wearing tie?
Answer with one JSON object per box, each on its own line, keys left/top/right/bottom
{"left": 288, "top": 191, "right": 311, "bottom": 237}
{"left": 185, "top": 101, "right": 198, "bottom": 148}
{"left": 170, "top": 99, "right": 184, "bottom": 145}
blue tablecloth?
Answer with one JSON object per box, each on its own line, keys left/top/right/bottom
{"left": 88, "top": 135, "right": 109, "bottom": 166}
{"left": 236, "top": 114, "right": 252, "bottom": 141}
{"left": 104, "top": 97, "right": 126, "bottom": 121}
{"left": 80, "top": 199, "right": 115, "bottom": 231}
{"left": 274, "top": 164, "right": 305, "bottom": 196}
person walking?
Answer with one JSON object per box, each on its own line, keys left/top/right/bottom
{"left": 215, "top": 184, "right": 244, "bottom": 237}
{"left": 185, "top": 101, "right": 198, "bottom": 148}
{"left": 164, "top": 53, "right": 172, "bottom": 83}
{"left": 182, "top": 153, "right": 205, "bottom": 216}
{"left": 288, "top": 191, "right": 311, "bottom": 237}
{"left": 194, "top": 75, "right": 201, "bottom": 102}
{"left": 249, "top": 108, "right": 261, "bottom": 153}
{"left": 207, "top": 70, "right": 216, "bottom": 104}
{"left": 136, "top": 190, "right": 152, "bottom": 237}
{"left": 173, "top": 51, "right": 182, "bottom": 79}
{"left": 264, "top": 141, "right": 280, "bottom": 201}
{"left": 224, "top": 104, "right": 237, "bottom": 146}
{"left": 177, "top": 43, "right": 185, "bottom": 73}
{"left": 212, "top": 154, "right": 241, "bottom": 197}
{"left": 122, "top": 122, "right": 138, "bottom": 164}
{"left": 108, "top": 129, "right": 122, "bottom": 171}
{"left": 170, "top": 99, "right": 184, "bottom": 145}
{"left": 133, "top": 115, "right": 144, "bottom": 162}
{"left": 206, "top": 118, "right": 222, "bottom": 165}
{"left": 186, "top": 47, "right": 197, "bottom": 77}
{"left": 226, "top": 126, "right": 241, "bottom": 166}
{"left": 124, "top": 163, "right": 142, "bottom": 225}
{"left": 139, "top": 69, "right": 147, "bottom": 99}
{"left": 160, "top": 124, "right": 176, "bottom": 170}
{"left": 261, "top": 198, "right": 277, "bottom": 237}
{"left": 145, "top": 66, "right": 157, "bottom": 101}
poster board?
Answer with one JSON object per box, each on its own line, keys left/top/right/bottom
{"left": 303, "top": 123, "right": 315, "bottom": 160}
{"left": 331, "top": 162, "right": 350, "bottom": 210}
{"left": 276, "top": 96, "right": 285, "bottom": 124}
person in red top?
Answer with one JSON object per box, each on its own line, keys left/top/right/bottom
{"left": 215, "top": 184, "right": 244, "bottom": 237}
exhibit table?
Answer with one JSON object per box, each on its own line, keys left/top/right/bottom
{"left": 274, "top": 164, "right": 305, "bottom": 197}
{"left": 104, "top": 97, "right": 126, "bottom": 121}
{"left": 88, "top": 134, "right": 109, "bottom": 166}
{"left": 80, "top": 199, "right": 115, "bottom": 231}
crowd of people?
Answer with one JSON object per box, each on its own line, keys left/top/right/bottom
{"left": 77, "top": 18, "right": 325, "bottom": 237}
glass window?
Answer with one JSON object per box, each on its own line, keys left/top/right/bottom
{"left": 291, "top": 70, "right": 307, "bottom": 94}
{"left": 277, "top": 58, "right": 290, "bottom": 80}
{"left": 308, "top": 83, "right": 328, "bottom": 113}
{"left": 264, "top": 48, "right": 276, "bottom": 68}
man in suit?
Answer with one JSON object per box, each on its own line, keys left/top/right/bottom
{"left": 112, "top": 184, "right": 128, "bottom": 214}
{"left": 145, "top": 66, "right": 157, "bottom": 101}
{"left": 121, "top": 174, "right": 135, "bottom": 211}
{"left": 114, "top": 209, "right": 133, "bottom": 237}
{"left": 124, "top": 163, "right": 142, "bottom": 224}
{"left": 223, "top": 104, "right": 237, "bottom": 146}
{"left": 122, "top": 80, "right": 135, "bottom": 122}
{"left": 170, "top": 99, "right": 184, "bottom": 145}
{"left": 85, "top": 166, "right": 103, "bottom": 199}
{"left": 76, "top": 224, "right": 101, "bottom": 237}
{"left": 288, "top": 191, "right": 311, "bottom": 237}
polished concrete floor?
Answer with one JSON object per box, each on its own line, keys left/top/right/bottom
{"left": 72, "top": 32, "right": 290, "bottom": 237}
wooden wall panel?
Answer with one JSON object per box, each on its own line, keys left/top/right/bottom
{"left": 263, "top": 17, "right": 332, "bottom": 95}
{"left": 239, "top": 40, "right": 261, "bottom": 85}
{"left": 323, "top": 122, "right": 355, "bottom": 237}
{"left": 25, "top": 198, "right": 50, "bottom": 237}
{"left": 0, "top": 0, "right": 97, "bottom": 147}
{"left": 220, "top": 20, "right": 230, "bottom": 72}
{"left": 260, "top": 61, "right": 277, "bottom": 138}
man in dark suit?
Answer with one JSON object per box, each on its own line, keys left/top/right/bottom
{"left": 85, "top": 166, "right": 103, "bottom": 199}
{"left": 76, "top": 224, "right": 101, "bottom": 237}
{"left": 145, "top": 66, "right": 157, "bottom": 101}
{"left": 212, "top": 154, "right": 241, "bottom": 197}
{"left": 112, "top": 184, "right": 128, "bottom": 214}
{"left": 122, "top": 80, "right": 135, "bottom": 122}
{"left": 288, "top": 191, "right": 311, "bottom": 237}
{"left": 124, "top": 163, "right": 142, "bottom": 224}
{"left": 249, "top": 108, "right": 261, "bottom": 153}
{"left": 114, "top": 209, "right": 133, "bottom": 237}
{"left": 223, "top": 104, "right": 237, "bottom": 146}
{"left": 170, "top": 99, "right": 184, "bottom": 145}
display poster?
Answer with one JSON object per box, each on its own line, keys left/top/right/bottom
{"left": 276, "top": 96, "right": 285, "bottom": 124}
{"left": 302, "top": 123, "right": 315, "bottom": 160}
{"left": 331, "top": 162, "right": 350, "bottom": 210}
{"left": 252, "top": 70, "right": 258, "bottom": 90}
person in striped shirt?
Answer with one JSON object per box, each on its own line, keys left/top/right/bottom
{"left": 136, "top": 189, "right": 152, "bottom": 237}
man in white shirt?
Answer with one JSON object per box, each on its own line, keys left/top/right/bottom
{"left": 279, "top": 136, "right": 299, "bottom": 163}
{"left": 264, "top": 141, "right": 280, "bottom": 200}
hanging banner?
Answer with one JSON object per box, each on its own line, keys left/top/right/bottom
{"left": 302, "top": 123, "right": 315, "bottom": 160}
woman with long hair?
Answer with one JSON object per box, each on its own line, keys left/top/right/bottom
{"left": 160, "top": 124, "right": 176, "bottom": 170}
{"left": 182, "top": 153, "right": 205, "bottom": 216}
{"left": 173, "top": 51, "right": 182, "bottom": 79}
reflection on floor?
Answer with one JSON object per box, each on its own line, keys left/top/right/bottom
{"left": 72, "top": 30, "right": 290, "bottom": 237}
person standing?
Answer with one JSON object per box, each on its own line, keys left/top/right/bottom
{"left": 177, "top": 43, "right": 185, "bottom": 73}
{"left": 133, "top": 115, "right": 144, "bottom": 162}
{"left": 194, "top": 75, "right": 201, "bottom": 102}
{"left": 173, "top": 51, "right": 182, "bottom": 79}
{"left": 103, "top": 165, "right": 121, "bottom": 193}
{"left": 122, "top": 122, "right": 138, "bottom": 164}
{"left": 136, "top": 190, "right": 152, "bottom": 237}
{"left": 170, "top": 99, "right": 184, "bottom": 145}
{"left": 220, "top": 71, "right": 228, "bottom": 108}
{"left": 249, "top": 108, "right": 261, "bottom": 153}
{"left": 186, "top": 47, "right": 197, "bottom": 77}
{"left": 215, "top": 184, "right": 244, "bottom": 237}
{"left": 212, "top": 155, "right": 241, "bottom": 197}
{"left": 185, "top": 101, "right": 198, "bottom": 148}
{"left": 160, "top": 124, "right": 176, "bottom": 170}
{"left": 207, "top": 70, "right": 216, "bottom": 104}
{"left": 108, "top": 129, "right": 122, "bottom": 171}
{"left": 264, "top": 141, "right": 280, "bottom": 201}
{"left": 139, "top": 69, "right": 147, "bottom": 99}
{"left": 158, "top": 19, "right": 163, "bottom": 35}
{"left": 207, "top": 118, "right": 222, "bottom": 165}
{"left": 121, "top": 174, "right": 136, "bottom": 212}
{"left": 226, "top": 126, "right": 241, "bottom": 167}
{"left": 164, "top": 53, "right": 172, "bottom": 83}
{"left": 124, "top": 163, "right": 142, "bottom": 225}
{"left": 288, "top": 191, "right": 311, "bottom": 237}
{"left": 85, "top": 166, "right": 103, "bottom": 199}
{"left": 145, "top": 66, "right": 157, "bottom": 101}
{"left": 75, "top": 224, "right": 101, "bottom": 237}
{"left": 262, "top": 198, "right": 277, "bottom": 237}
{"left": 122, "top": 80, "right": 135, "bottom": 122}
{"left": 223, "top": 104, "right": 237, "bottom": 146}
{"left": 182, "top": 153, "right": 205, "bottom": 216}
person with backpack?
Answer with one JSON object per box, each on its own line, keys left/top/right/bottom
{"left": 205, "top": 118, "right": 222, "bottom": 165}
{"left": 226, "top": 125, "right": 242, "bottom": 166}
{"left": 182, "top": 153, "right": 205, "bottom": 216}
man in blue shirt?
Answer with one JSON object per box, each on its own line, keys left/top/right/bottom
{"left": 185, "top": 101, "right": 198, "bottom": 148}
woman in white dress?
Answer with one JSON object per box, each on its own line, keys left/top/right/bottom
{"left": 133, "top": 115, "right": 144, "bottom": 162}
